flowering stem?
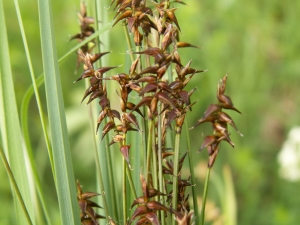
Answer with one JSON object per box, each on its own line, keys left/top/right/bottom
{"left": 104, "top": 136, "right": 119, "bottom": 221}
{"left": 157, "top": 110, "right": 166, "bottom": 225}
{"left": 152, "top": 121, "right": 158, "bottom": 195}
{"left": 88, "top": 106, "right": 110, "bottom": 222}
{"left": 123, "top": 25, "right": 134, "bottom": 63}
{"left": 171, "top": 127, "right": 181, "bottom": 225}
{"left": 200, "top": 167, "right": 211, "bottom": 225}
{"left": 184, "top": 116, "right": 199, "bottom": 224}
{"left": 123, "top": 157, "right": 127, "bottom": 224}
{"left": 146, "top": 119, "right": 154, "bottom": 183}
{"left": 93, "top": 1, "right": 119, "bottom": 221}
{"left": 126, "top": 163, "right": 137, "bottom": 199}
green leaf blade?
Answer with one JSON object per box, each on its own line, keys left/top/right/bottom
{"left": 37, "top": 0, "right": 80, "bottom": 224}
{"left": 0, "top": 0, "right": 35, "bottom": 224}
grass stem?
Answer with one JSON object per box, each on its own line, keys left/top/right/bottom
{"left": 146, "top": 120, "right": 154, "bottom": 183}
{"left": 171, "top": 127, "right": 181, "bottom": 225}
{"left": 184, "top": 116, "right": 199, "bottom": 223}
{"left": 200, "top": 167, "right": 211, "bottom": 225}
{"left": 123, "top": 158, "right": 127, "bottom": 224}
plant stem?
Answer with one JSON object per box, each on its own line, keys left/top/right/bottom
{"left": 93, "top": 1, "right": 120, "bottom": 220}
{"left": 123, "top": 25, "right": 134, "bottom": 63}
{"left": 184, "top": 116, "right": 199, "bottom": 224}
{"left": 123, "top": 158, "right": 127, "bottom": 224}
{"left": 157, "top": 111, "right": 165, "bottom": 225}
{"left": 88, "top": 106, "right": 110, "bottom": 223}
{"left": 0, "top": 145, "right": 33, "bottom": 225}
{"left": 152, "top": 119, "right": 158, "bottom": 194}
{"left": 200, "top": 167, "right": 211, "bottom": 225}
{"left": 126, "top": 163, "right": 138, "bottom": 199}
{"left": 146, "top": 119, "right": 154, "bottom": 183}
{"left": 171, "top": 126, "right": 181, "bottom": 225}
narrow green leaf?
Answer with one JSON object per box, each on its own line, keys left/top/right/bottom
{"left": 13, "top": 0, "right": 53, "bottom": 223}
{"left": 0, "top": 0, "right": 35, "bottom": 224}
{"left": 37, "top": 0, "right": 80, "bottom": 224}
{"left": 0, "top": 145, "right": 33, "bottom": 225}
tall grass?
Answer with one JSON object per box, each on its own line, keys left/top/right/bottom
{"left": 0, "top": 0, "right": 252, "bottom": 224}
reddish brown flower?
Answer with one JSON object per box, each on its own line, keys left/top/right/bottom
{"left": 191, "top": 75, "right": 242, "bottom": 167}
{"left": 128, "top": 174, "right": 170, "bottom": 225}
{"left": 77, "top": 180, "right": 105, "bottom": 225}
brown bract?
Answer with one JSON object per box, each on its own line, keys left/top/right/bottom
{"left": 77, "top": 180, "right": 105, "bottom": 225}
{"left": 190, "top": 74, "right": 243, "bottom": 168}
{"left": 70, "top": 2, "right": 97, "bottom": 72}
{"left": 128, "top": 174, "right": 170, "bottom": 225}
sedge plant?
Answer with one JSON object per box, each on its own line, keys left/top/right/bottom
{"left": 0, "top": 0, "right": 243, "bottom": 225}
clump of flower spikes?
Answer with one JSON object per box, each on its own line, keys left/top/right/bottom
{"left": 73, "top": 0, "right": 205, "bottom": 224}
{"left": 190, "top": 74, "right": 243, "bottom": 168}
{"left": 77, "top": 180, "right": 105, "bottom": 225}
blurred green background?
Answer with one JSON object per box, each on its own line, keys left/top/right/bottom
{"left": 1, "top": 0, "right": 300, "bottom": 224}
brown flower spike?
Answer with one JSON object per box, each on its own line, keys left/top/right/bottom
{"left": 77, "top": 180, "right": 105, "bottom": 225}
{"left": 128, "top": 174, "right": 170, "bottom": 225}
{"left": 190, "top": 74, "right": 243, "bottom": 168}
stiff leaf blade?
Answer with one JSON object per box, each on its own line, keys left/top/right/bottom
{"left": 37, "top": 0, "right": 80, "bottom": 224}
{"left": 0, "top": 0, "right": 35, "bottom": 224}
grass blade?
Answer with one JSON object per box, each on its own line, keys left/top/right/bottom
{"left": 0, "top": 1, "right": 35, "bottom": 224}
{"left": 0, "top": 145, "right": 33, "bottom": 225}
{"left": 37, "top": 0, "right": 80, "bottom": 224}
{"left": 13, "top": 0, "right": 53, "bottom": 223}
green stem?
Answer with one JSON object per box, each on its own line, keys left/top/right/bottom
{"left": 200, "top": 167, "right": 211, "bottom": 225}
{"left": 152, "top": 119, "right": 158, "bottom": 195}
{"left": 157, "top": 112, "right": 165, "bottom": 225}
{"left": 146, "top": 119, "right": 154, "bottom": 183}
{"left": 171, "top": 127, "right": 181, "bottom": 225}
{"left": 126, "top": 164, "right": 137, "bottom": 199}
{"left": 184, "top": 116, "right": 199, "bottom": 223}
{"left": 104, "top": 135, "right": 119, "bottom": 221}
{"left": 123, "top": 25, "right": 134, "bottom": 63}
{"left": 88, "top": 105, "right": 110, "bottom": 223}
{"left": 123, "top": 158, "right": 127, "bottom": 224}
{"left": 94, "top": 1, "right": 120, "bottom": 221}
{"left": 0, "top": 145, "right": 33, "bottom": 225}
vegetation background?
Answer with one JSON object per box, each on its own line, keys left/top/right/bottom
{"left": 1, "top": 0, "right": 300, "bottom": 224}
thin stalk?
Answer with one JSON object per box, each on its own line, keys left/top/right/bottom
{"left": 104, "top": 139, "right": 119, "bottom": 222}
{"left": 157, "top": 111, "right": 165, "bottom": 225}
{"left": 0, "top": 145, "right": 33, "bottom": 225}
{"left": 94, "top": 1, "right": 120, "bottom": 221}
{"left": 126, "top": 163, "right": 137, "bottom": 199}
{"left": 184, "top": 116, "right": 199, "bottom": 223}
{"left": 146, "top": 119, "right": 154, "bottom": 183}
{"left": 200, "top": 167, "right": 211, "bottom": 225}
{"left": 171, "top": 127, "right": 181, "bottom": 225}
{"left": 122, "top": 158, "right": 127, "bottom": 224}
{"left": 139, "top": 36, "right": 149, "bottom": 179}
{"left": 123, "top": 25, "right": 134, "bottom": 62}
{"left": 142, "top": 115, "right": 148, "bottom": 179}
{"left": 132, "top": 115, "right": 141, "bottom": 196}
{"left": 118, "top": 141, "right": 138, "bottom": 200}
{"left": 88, "top": 103, "right": 109, "bottom": 222}
{"left": 152, "top": 119, "right": 158, "bottom": 195}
